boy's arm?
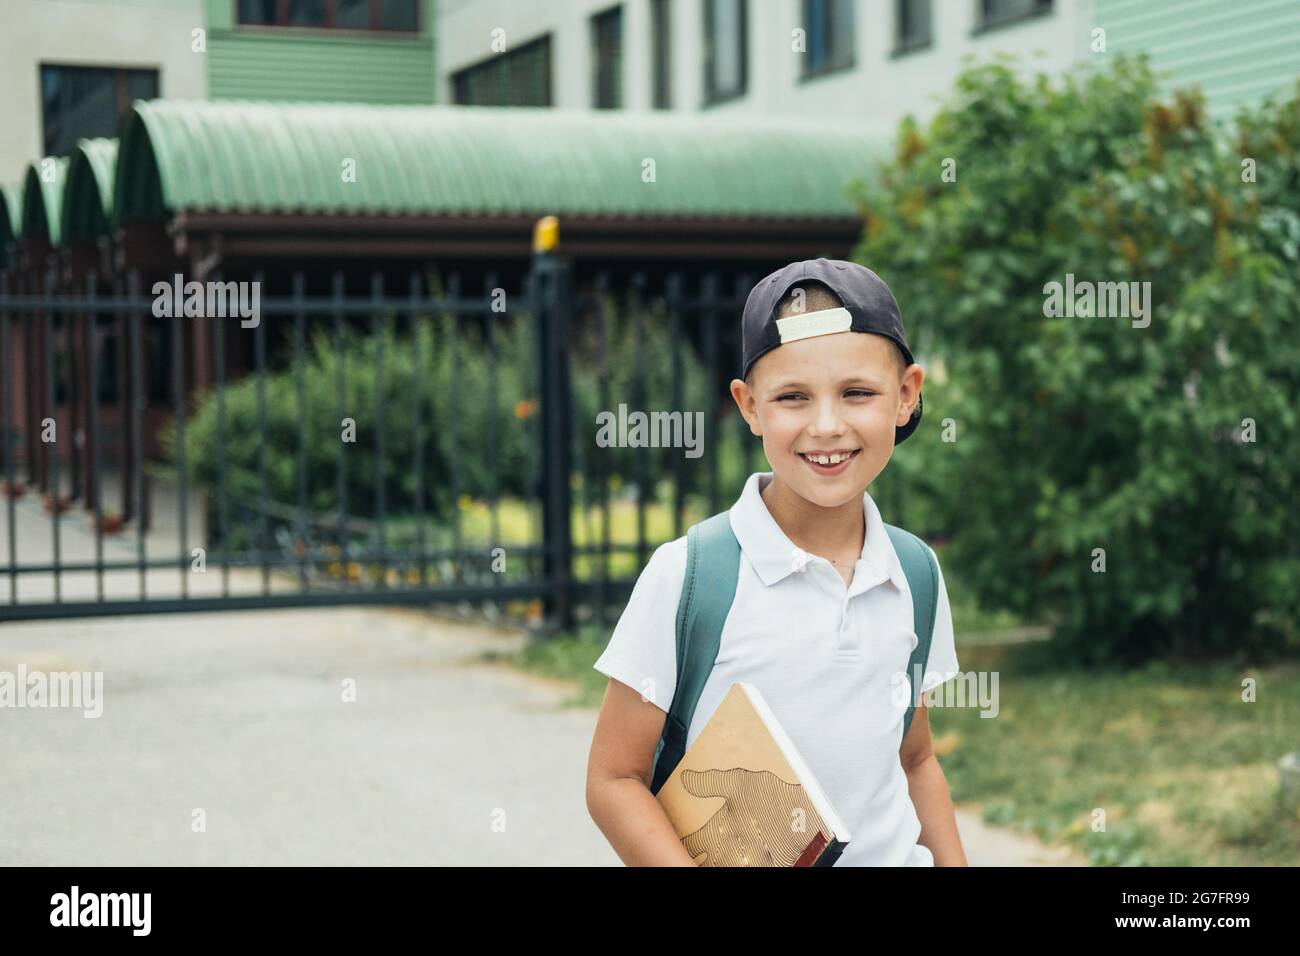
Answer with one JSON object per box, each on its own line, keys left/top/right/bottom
{"left": 900, "top": 701, "right": 969, "bottom": 866}
{"left": 586, "top": 677, "right": 699, "bottom": 866}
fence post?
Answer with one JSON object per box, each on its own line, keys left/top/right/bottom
{"left": 531, "top": 217, "right": 574, "bottom": 633}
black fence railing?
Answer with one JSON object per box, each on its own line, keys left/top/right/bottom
{"left": 0, "top": 259, "right": 761, "bottom": 626}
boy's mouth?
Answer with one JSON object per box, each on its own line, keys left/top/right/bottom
{"left": 796, "top": 449, "right": 860, "bottom": 475}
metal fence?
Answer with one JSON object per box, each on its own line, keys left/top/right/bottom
{"left": 0, "top": 257, "right": 761, "bottom": 626}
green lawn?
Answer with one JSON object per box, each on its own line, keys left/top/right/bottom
{"left": 936, "top": 645, "right": 1300, "bottom": 866}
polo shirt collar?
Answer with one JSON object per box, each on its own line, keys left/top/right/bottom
{"left": 727, "top": 471, "right": 908, "bottom": 592}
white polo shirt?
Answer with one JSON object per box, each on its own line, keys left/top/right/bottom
{"left": 593, "top": 471, "right": 959, "bottom": 866}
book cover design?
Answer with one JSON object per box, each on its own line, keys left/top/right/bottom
{"left": 656, "top": 683, "right": 846, "bottom": 867}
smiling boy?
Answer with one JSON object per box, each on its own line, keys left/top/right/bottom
{"left": 586, "top": 258, "right": 966, "bottom": 866}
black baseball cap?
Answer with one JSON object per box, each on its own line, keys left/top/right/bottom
{"left": 740, "top": 258, "right": 923, "bottom": 444}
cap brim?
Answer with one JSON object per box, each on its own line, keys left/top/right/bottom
{"left": 895, "top": 392, "right": 922, "bottom": 445}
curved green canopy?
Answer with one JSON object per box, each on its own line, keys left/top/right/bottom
{"left": 116, "top": 99, "right": 887, "bottom": 222}
{"left": 0, "top": 183, "right": 22, "bottom": 267}
{"left": 21, "top": 156, "right": 70, "bottom": 245}
{"left": 61, "top": 138, "right": 118, "bottom": 245}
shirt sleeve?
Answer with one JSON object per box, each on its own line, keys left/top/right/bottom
{"left": 592, "top": 536, "right": 688, "bottom": 713}
{"left": 919, "top": 547, "right": 960, "bottom": 692}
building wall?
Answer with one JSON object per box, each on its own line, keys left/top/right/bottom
{"left": 204, "top": 0, "right": 439, "bottom": 104}
{"left": 437, "top": 0, "right": 1095, "bottom": 123}
{"left": 437, "top": 0, "right": 649, "bottom": 109}
{"left": 6, "top": 0, "right": 1298, "bottom": 188}
{"left": 437, "top": 0, "right": 1300, "bottom": 125}
{"left": 1094, "top": 0, "right": 1300, "bottom": 118}
{"left": 0, "top": 0, "right": 208, "bottom": 183}
{"left": 724, "top": 0, "right": 1091, "bottom": 124}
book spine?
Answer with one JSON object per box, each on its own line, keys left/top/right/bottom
{"left": 812, "top": 840, "right": 846, "bottom": 867}
{"left": 795, "top": 831, "right": 828, "bottom": 867}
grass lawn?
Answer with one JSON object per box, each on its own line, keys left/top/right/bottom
{"left": 935, "top": 644, "right": 1300, "bottom": 866}
{"left": 492, "top": 613, "right": 1300, "bottom": 867}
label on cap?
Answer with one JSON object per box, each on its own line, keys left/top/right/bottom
{"left": 775, "top": 306, "right": 852, "bottom": 344}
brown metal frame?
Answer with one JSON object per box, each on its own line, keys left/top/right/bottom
{"left": 166, "top": 211, "right": 862, "bottom": 272}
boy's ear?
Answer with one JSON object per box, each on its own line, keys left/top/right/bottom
{"left": 729, "top": 377, "right": 762, "bottom": 437}
{"left": 896, "top": 363, "right": 924, "bottom": 428}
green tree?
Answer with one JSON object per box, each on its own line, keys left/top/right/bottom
{"left": 855, "top": 54, "right": 1300, "bottom": 663}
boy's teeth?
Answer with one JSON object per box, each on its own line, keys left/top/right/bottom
{"left": 804, "top": 451, "right": 852, "bottom": 465}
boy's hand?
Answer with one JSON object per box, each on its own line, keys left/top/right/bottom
{"left": 901, "top": 702, "right": 969, "bottom": 866}
{"left": 586, "top": 677, "right": 701, "bottom": 866}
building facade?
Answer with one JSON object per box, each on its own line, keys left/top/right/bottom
{"left": 0, "top": 0, "right": 438, "bottom": 183}
{"left": 437, "top": 0, "right": 1300, "bottom": 123}
{"left": 203, "top": 0, "right": 437, "bottom": 104}
{"left": 439, "top": 0, "right": 1091, "bottom": 122}
{"left": 0, "top": 0, "right": 207, "bottom": 182}
{"left": 8, "top": 0, "right": 1298, "bottom": 185}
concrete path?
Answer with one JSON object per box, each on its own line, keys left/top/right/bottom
{"left": 0, "top": 604, "right": 1084, "bottom": 866}
{"left": 0, "top": 481, "right": 309, "bottom": 607}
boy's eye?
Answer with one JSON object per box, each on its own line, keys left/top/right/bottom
{"left": 776, "top": 390, "right": 877, "bottom": 401}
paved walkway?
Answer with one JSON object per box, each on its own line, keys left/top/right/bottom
{"left": 0, "top": 479, "right": 304, "bottom": 607}
{"left": 0, "top": 604, "right": 1084, "bottom": 866}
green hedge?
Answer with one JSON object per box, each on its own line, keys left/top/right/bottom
{"left": 170, "top": 293, "right": 754, "bottom": 544}
{"left": 171, "top": 316, "right": 534, "bottom": 524}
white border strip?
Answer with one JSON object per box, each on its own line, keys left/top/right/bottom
{"left": 775, "top": 306, "right": 852, "bottom": 344}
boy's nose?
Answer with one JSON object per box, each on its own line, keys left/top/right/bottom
{"left": 808, "top": 397, "right": 847, "bottom": 436}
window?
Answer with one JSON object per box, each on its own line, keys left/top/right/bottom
{"left": 378, "top": 0, "right": 418, "bottom": 30}
{"left": 40, "top": 64, "right": 159, "bottom": 158}
{"left": 237, "top": 0, "right": 277, "bottom": 23}
{"left": 650, "top": 0, "right": 671, "bottom": 109}
{"left": 284, "top": 0, "right": 326, "bottom": 26}
{"left": 591, "top": 6, "right": 623, "bottom": 109}
{"left": 801, "top": 0, "right": 854, "bottom": 79}
{"left": 452, "top": 35, "right": 552, "bottom": 107}
{"left": 337, "top": 0, "right": 371, "bottom": 28}
{"left": 703, "top": 0, "right": 746, "bottom": 104}
{"left": 235, "top": 0, "right": 420, "bottom": 32}
{"left": 976, "top": 0, "right": 1052, "bottom": 32}
{"left": 895, "top": 0, "right": 932, "bottom": 53}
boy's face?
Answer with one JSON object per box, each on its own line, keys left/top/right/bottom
{"left": 730, "top": 331, "right": 923, "bottom": 508}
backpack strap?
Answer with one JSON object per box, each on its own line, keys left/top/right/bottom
{"left": 884, "top": 524, "right": 939, "bottom": 745}
{"left": 649, "top": 511, "right": 741, "bottom": 796}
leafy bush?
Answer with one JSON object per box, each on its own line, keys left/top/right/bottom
{"left": 171, "top": 314, "right": 537, "bottom": 526}
{"left": 568, "top": 290, "right": 740, "bottom": 510}
{"left": 171, "top": 291, "right": 745, "bottom": 546}
{"left": 854, "top": 54, "right": 1300, "bottom": 663}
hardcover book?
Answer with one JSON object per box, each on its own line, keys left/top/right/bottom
{"left": 655, "top": 682, "right": 850, "bottom": 866}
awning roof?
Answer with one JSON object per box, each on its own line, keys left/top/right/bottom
{"left": 0, "top": 183, "right": 21, "bottom": 267}
{"left": 116, "top": 100, "right": 887, "bottom": 223}
{"left": 1, "top": 184, "right": 20, "bottom": 239}
{"left": 61, "top": 138, "right": 118, "bottom": 245}
{"left": 21, "top": 156, "right": 69, "bottom": 246}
